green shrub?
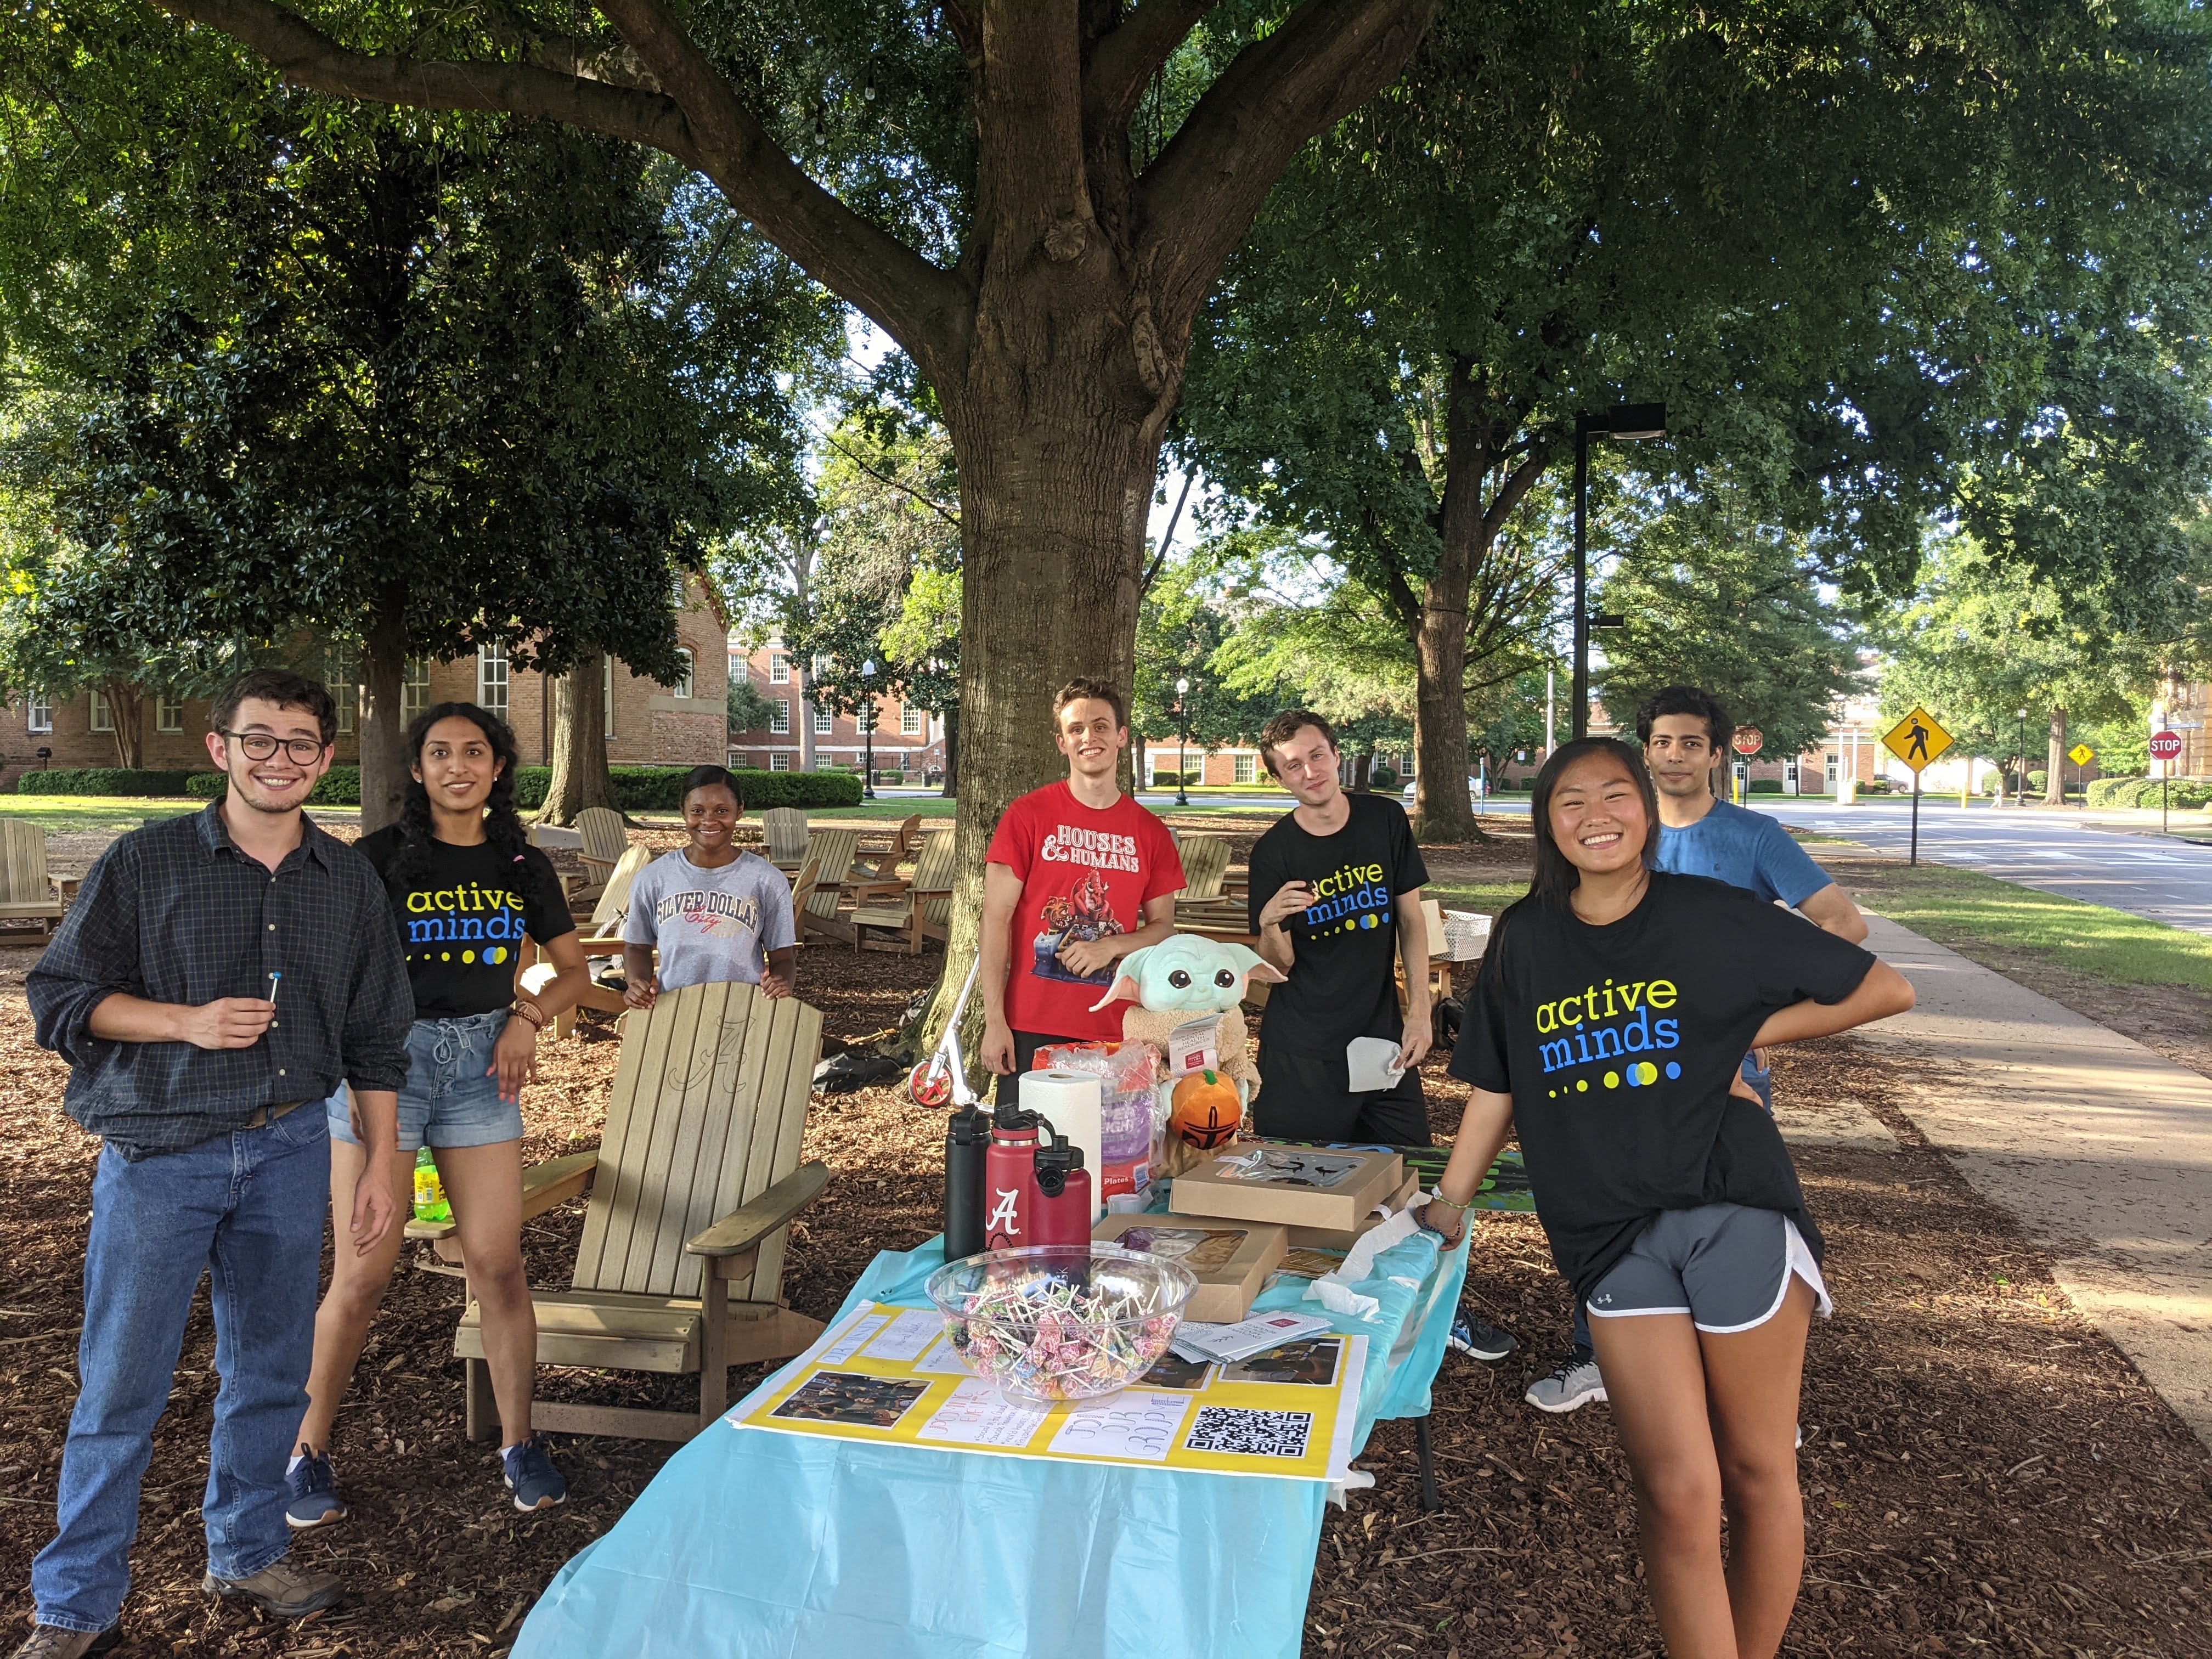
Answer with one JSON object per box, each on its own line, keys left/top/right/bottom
{"left": 187, "top": 766, "right": 360, "bottom": 804}
{"left": 510, "top": 765, "right": 862, "bottom": 812}
{"left": 1368, "top": 766, "right": 1399, "bottom": 790}
{"left": 2028, "top": 770, "right": 2050, "bottom": 795}
{"left": 1748, "top": 778, "right": 1784, "bottom": 794}
{"left": 1857, "top": 778, "right": 1891, "bottom": 794}
{"left": 18, "top": 768, "right": 210, "bottom": 797}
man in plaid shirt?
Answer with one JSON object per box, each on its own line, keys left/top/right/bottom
{"left": 15, "top": 670, "right": 412, "bottom": 1659}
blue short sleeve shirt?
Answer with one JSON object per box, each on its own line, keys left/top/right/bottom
{"left": 1654, "top": 799, "right": 1832, "bottom": 909}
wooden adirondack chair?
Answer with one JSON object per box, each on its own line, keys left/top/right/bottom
{"left": 1170, "top": 832, "right": 1250, "bottom": 933}
{"left": 849, "top": 812, "right": 924, "bottom": 897}
{"left": 0, "top": 819, "right": 66, "bottom": 942}
{"left": 574, "top": 806, "right": 631, "bottom": 890}
{"left": 851, "top": 826, "right": 956, "bottom": 955}
{"left": 793, "top": 827, "right": 860, "bottom": 945}
{"left": 415, "top": 979, "right": 830, "bottom": 1443}
{"left": 761, "top": 806, "right": 810, "bottom": 871}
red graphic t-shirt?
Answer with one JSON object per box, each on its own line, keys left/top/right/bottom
{"left": 988, "top": 782, "right": 1186, "bottom": 1041}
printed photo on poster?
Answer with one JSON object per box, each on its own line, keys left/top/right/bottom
{"left": 1219, "top": 1337, "right": 1344, "bottom": 1389}
{"left": 769, "top": 1370, "right": 930, "bottom": 1430}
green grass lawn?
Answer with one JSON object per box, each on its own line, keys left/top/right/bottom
{"left": 1844, "top": 861, "right": 2212, "bottom": 993}
{"left": 1426, "top": 878, "right": 1531, "bottom": 915}
{"left": 2, "top": 796, "right": 221, "bottom": 835}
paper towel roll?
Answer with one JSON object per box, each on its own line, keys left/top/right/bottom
{"left": 1019, "top": 1069, "right": 1104, "bottom": 1222}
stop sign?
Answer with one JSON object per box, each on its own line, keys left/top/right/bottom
{"left": 2151, "top": 730, "right": 2185, "bottom": 761}
{"left": 1731, "top": 727, "right": 1764, "bottom": 757}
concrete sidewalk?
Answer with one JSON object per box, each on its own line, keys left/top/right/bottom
{"left": 1859, "top": 913, "right": 2212, "bottom": 1450}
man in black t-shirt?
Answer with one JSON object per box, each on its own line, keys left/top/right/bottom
{"left": 1247, "top": 710, "right": 1435, "bottom": 1145}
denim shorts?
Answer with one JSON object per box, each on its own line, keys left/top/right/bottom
{"left": 326, "top": 1009, "right": 524, "bottom": 1152}
{"left": 1586, "top": 1203, "right": 1832, "bottom": 1335}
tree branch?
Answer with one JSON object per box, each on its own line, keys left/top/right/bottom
{"left": 1083, "top": 1, "right": 1217, "bottom": 132}
{"left": 157, "top": 0, "right": 974, "bottom": 378}
{"left": 1140, "top": 0, "right": 1438, "bottom": 322}
{"left": 821, "top": 435, "right": 963, "bottom": 530}
{"left": 155, "top": 0, "right": 700, "bottom": 159}
{"left": 1480, "top": 441, "right": 1555, "bottom": 545}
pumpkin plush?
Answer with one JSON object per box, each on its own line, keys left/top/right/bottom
{"left": 1089, "top": 935, "right": 1285, "bottom": 1172}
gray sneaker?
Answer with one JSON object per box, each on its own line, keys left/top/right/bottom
{"left": 12, "top": 1628, "right": 121, "bottom": 1659}
{"left": 201, "top": 1557, "right": 343, "bottom": 1618}
{"left": 1525, "top": 1347, "right": 1607, "bottom": 1413}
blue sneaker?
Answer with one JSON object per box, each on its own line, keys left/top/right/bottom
{"left": 501, "top": 1433, "right": 567, "bottom": 1513}
{"left": 283, "top": 1448, "right": 346, "bottom": 1531}
{"left": 1448, "top": 1312, "right": 1519, "bottom": 1362}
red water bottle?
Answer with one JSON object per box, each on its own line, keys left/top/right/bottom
{"left": 1030, "top": 1132, "right": 1092, "bottom": 1248}
{"left": 984, "top": 1104, "right": 1041, "bottom": 1250}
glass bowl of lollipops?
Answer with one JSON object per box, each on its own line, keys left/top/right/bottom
{"left": 925, "top": 1244, "right": 1197, "bottom": 1404}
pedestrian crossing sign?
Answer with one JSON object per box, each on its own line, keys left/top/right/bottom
{"left": 1881, "top": 707, "right": 1953, "bottom": 771}
{"left": 2068, "top": 742, "right": 2094, "bottom": 768}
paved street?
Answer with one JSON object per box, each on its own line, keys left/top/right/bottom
{"left": 1750, "top": 798, "right": 2212, "bottom": 937}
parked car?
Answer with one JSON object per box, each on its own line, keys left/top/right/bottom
{"left": 1402, "top": 776, "right": 1485, "bottom": 802}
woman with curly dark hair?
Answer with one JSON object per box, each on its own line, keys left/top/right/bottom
{"left": 288, "top": 703, "right": 591, "bottom": 1526}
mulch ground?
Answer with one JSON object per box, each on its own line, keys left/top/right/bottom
{"left": 2, "top": 823, "right": 2208, "bottom": 1656}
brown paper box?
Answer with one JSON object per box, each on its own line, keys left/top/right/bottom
{"left": 1166, "top": 1142, "right": 1404, "bottom": 1233}
{"left": 1092, "top": 1214, "right": 1289, "bottom": 1324}
{"left": 1283, "top": 1169, "right": 1422, "bottom": 1249}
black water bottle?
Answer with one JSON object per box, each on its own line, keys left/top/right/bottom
{"left": 943, "top": 1105, "right": 989, "bottom": 1261}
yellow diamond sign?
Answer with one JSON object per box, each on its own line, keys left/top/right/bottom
{"left": 1881, "top": 707, "right": 1954, "bottom": 772}
{"left": 2068, "top": 742, "right": 2094, "bottom": 768}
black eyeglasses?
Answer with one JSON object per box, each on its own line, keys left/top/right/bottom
{"left": 220, "top": 731, "right": 328, "bottom": 763}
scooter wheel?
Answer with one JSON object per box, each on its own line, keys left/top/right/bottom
{"left": 909, "top": 1063, "right": 952, "bottom": 1109}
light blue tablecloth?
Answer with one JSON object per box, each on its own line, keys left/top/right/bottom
{"left": 511, "top": 1222, "right": 1471, "bottom": 1659}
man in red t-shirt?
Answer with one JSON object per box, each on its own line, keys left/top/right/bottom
{"left": 980, "top": 679, "right": 1187, "bottom": 1103}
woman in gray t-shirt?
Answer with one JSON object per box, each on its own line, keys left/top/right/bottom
{"left": 621, "top": 768, "right": 797, "bottom": 1006}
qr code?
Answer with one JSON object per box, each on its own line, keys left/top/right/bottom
{"left": 1183, "top": 1406, "right": 1313, "bottom": 1459}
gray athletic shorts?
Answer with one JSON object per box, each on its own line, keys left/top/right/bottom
{"left": 1586, "top": 1203, "right": 1832, "bottom": 1335}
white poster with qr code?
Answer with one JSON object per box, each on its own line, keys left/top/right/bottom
{"left": 734, "top": 1302, "right": 1368, "bottom": 1483}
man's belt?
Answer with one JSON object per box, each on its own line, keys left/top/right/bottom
{"left": 243, "top": 1099, "right": 311, "bottom": 1129}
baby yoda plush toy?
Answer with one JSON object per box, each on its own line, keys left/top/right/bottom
{"left": 1089, "top": 936, "right": 1286, "bottom": 1170}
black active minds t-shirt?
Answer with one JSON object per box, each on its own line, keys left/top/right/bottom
{"left": 358, "top": 825, "right": 577, "bottom": 1019}
{"left": 1451, "top": 872, "right": 1876, "bottom": 1302}
{"left": 1246, "top": 793, "right": 1430, "bottom": 1059}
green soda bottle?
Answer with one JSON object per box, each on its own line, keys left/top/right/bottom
{"left": 412, "top": 1148, "right": 452, "bottom": 1223}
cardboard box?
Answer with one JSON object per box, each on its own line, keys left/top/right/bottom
{"left": 1282, "top": 1168, "right": 1421, "bottom": 1249}
{"left": 1166, "top": 1142, "right": 1404, "bottom": 1233}
{"left": 1093, "top": 1214, "right": 1289, "bottom": 1324}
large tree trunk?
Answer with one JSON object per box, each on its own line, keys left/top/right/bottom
{"left": 99, "top": 682, "right": 144, "bottom": 770}
{"left": 543, "top": 651, "right": 619, "bottom": 823}
{"left": 357, "top": 589, "right": 410, "bottom": 832}
{"left": 797, "top": 668, "right": 817, "bottom": 771}
{"left": 2045, "top": 707, "right": 2068, "bottom": 806}
{"left": 940, "top": 701, "right": 958, "bottom": 799}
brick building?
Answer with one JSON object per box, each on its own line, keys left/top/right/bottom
{"left": 726, "top": 639, "right": 948, "bottom": 778}
{"left": 0, "top": 579, "right": 731, "bottom": 788}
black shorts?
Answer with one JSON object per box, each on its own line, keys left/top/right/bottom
{"left": 994, "top": 1031, "right": 1065, "bottom": 1107}
{"left": 1252, "top": 1044, "right": 1430, "bottom": 1147}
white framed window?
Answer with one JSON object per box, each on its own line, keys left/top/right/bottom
{"left": 156, "top": 693, "right": 184, "bottom": 733}
{"left": 401, "top": 659, "right": 431, "bottom": 726}
{"left": 325, "top": 641, "right": 357, "bottom": 733}
{"left": 770, "top": 752, "right": 792, "bottom": 771}
{"left": 1234, "top": 753, "right": 1256, "bottom": 785}
{"left": 604, "top": 659, "right": 616, "bottom": 738}
{"left": 477, "top": 642, "right": 509, "bottom": 720}
{"left": 769, "top": 651, "right": 790, "bottom": 685}
{"left": 90, "top": 690, "right": 114, "bottom": 732}
{"left": 901, "top": 702, "right": 923, "bottom": 736}
{"left": 813, "top": 704, "right": 833, "bottom": 735}
{"left": 672, "top": 648, "right": 695, "bottom": 700}
{"left": 811, "top": 652, "right": 831, "bottom": 678}
{"left": 671, "top": 573, "right": 689, "bottom": 610}
{"left": 769, "top": 699, "right": 790, "bottom": 735}
{"left": 25, "top": 691, "right": 51, "bottom": 735}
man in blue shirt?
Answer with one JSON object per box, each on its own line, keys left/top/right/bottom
{"left": 1524, "top": 685, "right": 1869, "bottom": 1416}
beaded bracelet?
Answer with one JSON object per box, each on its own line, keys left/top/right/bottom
{"left": 509, "top": 1000, "right": 548, "bottom": 1030}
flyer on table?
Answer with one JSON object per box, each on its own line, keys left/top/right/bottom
{"left": 731, "top": 1302, "right": 1366, "bottom": 1484}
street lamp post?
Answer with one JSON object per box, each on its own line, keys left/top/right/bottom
{"left": 2016, "top": 707, "right": 2028, "bottom": 805}
{"left": 1174, "top": 676, "right": 1192, "bottom": 808}
{"left": 862, "top": 658, "right": 877, "bottom": 800}
{"left": 1572, "top": 403, "right": 1668, "bottom": 738}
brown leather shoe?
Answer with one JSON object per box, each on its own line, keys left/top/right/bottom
{"left": 11, "top": 1626, "right": 121, "bottom": 1658}
{"left": 200, "top": 1556, "right": 343, "bottom": 1617}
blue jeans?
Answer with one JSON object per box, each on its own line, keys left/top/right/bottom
{"left": 328, "top": 1010, "right": 522, "bottom": 1151}
{"left": 32, "top": 1108, "right": 330, "bottom": 1633}
{"left": 1568, "top": 1052, "right": 1775, "bottom": 1354}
